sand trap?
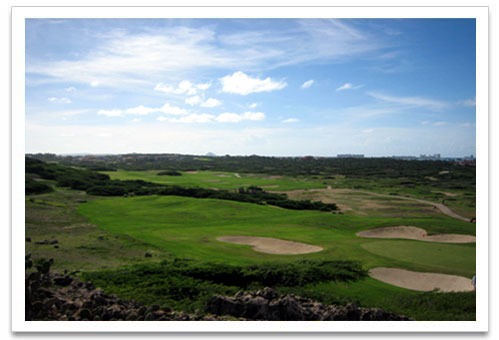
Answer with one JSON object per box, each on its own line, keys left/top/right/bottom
{"left": 234, "top": 173, "right": 241, "bottom": 178}
{"left": 216, "top": 236, "right": 323, "bottom": 255}
{"left": 261, "top": 185, "right": 279, "bottom": 188}
{"left": 356, "top": 226, "right": 475, "bottom": 243}
{"left": 216, "top": 174, "right": 231, "bottom": 178}
{"left": 369, "top": 267, "right": 474, "bottom": 292}
{"left": 185, "top": 171, "right": 198, "bottom": 174}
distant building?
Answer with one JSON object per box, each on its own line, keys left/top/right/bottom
{"left": 337, "top": 154, "right": 364, "bottom": 158}
{"left": 419, "top": 154, "right": 441, "bottom": 160}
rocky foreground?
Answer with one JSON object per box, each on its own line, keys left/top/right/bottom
{"left": 26, "top": 262, "right": 412, "bottom": 321}
{"left": 206, "top": 288, "right": 413, "bottom": 321}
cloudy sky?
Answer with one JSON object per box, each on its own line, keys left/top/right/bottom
{"left": 25, "top": 18, "right": 476, "bottom": 157}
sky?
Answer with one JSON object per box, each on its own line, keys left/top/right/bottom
{"left": 25, "top": 18, "right": 476, "bottom": 157}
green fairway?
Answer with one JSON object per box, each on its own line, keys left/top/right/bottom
{"left": 101, "top": 170, "right": 327, "bottom": 191}
{"left": 78, "top": 195, "right": 475, "bottom": 276}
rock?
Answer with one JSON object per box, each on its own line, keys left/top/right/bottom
{"left": 26, "top": 237, "right": 31, "bottom": 242}
{"left": 50, "top": 240, "right": 59, "bottom": 245}
{"left": 206, "top": 288, "right": 412, "bottom": 321}
{"left": 78, "top": 308, "right": 92, "bottom": 320}
{"left": 145, "top": 253, "right": 152, "bottom": 258}
{"left": 53, "top": 276, "right": 73, "bottom": 286}
{"left": 36, "top": 240, "right": 49, "bottom": 245}
{"left": 54, "top": 245, "right": 59, "bottom": 249}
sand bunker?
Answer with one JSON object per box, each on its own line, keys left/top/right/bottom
{"left": 216, "top": 236, "right": 323, "bottom": 255}
{"left": 356, "top": 226, "right": 475, "bottom": 243}
{"left": 369, "top": 267, "right": 474, "bottom": 292}
{"left": 185, "top": 171, "right": 198, "bottom": 174}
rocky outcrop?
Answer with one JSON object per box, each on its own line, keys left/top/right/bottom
{"left": 206, "top": 287, "right": 413, "bottom": 321}
{"left": 25, "top": 256, "right": 235, "bottom": 321}
{"left": 25, "top": 255, "right": 411, "bottom": 321}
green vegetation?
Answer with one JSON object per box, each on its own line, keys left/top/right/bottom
{"left": 26, "top": 177, "right": 53, "bottom": 195}
{"left": 26, "top": 157, "right": 337, "bottom": 212}
{"left": 25, "top": 154, "right": 476, "bottom": 321}
{"left": 81, "top": 258, "right": 367, "bottom": 313}
{"left": 101, "top": 169, "right": 325, "bottom": 191}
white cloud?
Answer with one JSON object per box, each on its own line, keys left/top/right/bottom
{"left": 97, "top": 109, "right": 123, "bottom": 117}
{"left": 159, "top": 113, "right": 215, "bottom": 123}
{"left": 64, "top": 86, "right": 77, "bottom": 92}
{"left": 27, "top": 21, "right": 385, "bottom": 88}
{"left": 249, "top": 103, "right": 259, "bottom": 109}
{"left": 125, "top": 105, "right": 158, "bottom": 116}
{"left": 48, "top": 97, "right": 71, "bottom": 104}
{"left": 154, "top": 83, "right": 174, "bottom": 94}
{"left": 201, "top": 98, "right": 222, "bottom": 108}
{"left": 458, "top": 98, "right": 476, "bottom": 107}
{"left": 130, "top": 118, "right": 141, "bottom": 123}
{"left": 301, "top": 80, "right": 314, "bottom": 89}
{"left": 155, "top": 80, "right": 212, "bottom": 96}
{"left": 196, "top": 82, "right": 211, "bottom": 91}
{"left": 367, "top": 91, "right": 449, "bottom": 111}
{"left": 282, "top": 118, "right": 299, "bottom": 123}
{"left": 336, "top": 83, "right": 363, "bottom": 91}
{"left": 215, "top": 111, "right": 266, "bottom": 123}
{"left": 434, "top": 121, "right": 447, "bottom": 126}
{"left": 158, "top": 103, "right": 188, "bottom": 115}
{"left": 185, "top": 96, "right": 202, "bottom": 106}
{"left": 219, "top": 71, "right": 287, "bottom": 95}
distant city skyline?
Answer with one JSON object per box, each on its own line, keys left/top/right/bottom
{"left": 25, "top": 18, "right": 476, "bottom": 157}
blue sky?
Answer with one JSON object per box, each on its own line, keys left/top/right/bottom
{"left": 25, "top": 18, "right": 476, "bottom": 157}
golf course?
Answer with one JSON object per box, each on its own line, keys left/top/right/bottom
{"left": 25, "top": 156, "right": 477, "bottom": 321}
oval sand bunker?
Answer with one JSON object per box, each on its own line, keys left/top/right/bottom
{"left": 216, "top": 236, "right": 323, "bottom": 255}
{"left": 356, "top": 226, "right": 475, "bottom": 243}
{"left": 369, "top": 267, "right": 474, "bottom": 292}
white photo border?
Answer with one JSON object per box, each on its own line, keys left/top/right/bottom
{"left": 12, "top": 5, "right": 488, "bottom": 333}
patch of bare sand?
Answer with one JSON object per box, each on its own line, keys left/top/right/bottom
{"left": 185, "top": 171, "right": 198, "bottom": 174}
{"left": 216, "top": 236, "right": 323, "bottom": 255}
{"left": 356, "top": 226, "right": 475, "bottom": 243}
{"left": 369, "top": 267, "right": 474, "bottom": 292}
{"left": 260, "top": 185, "right": 279, "bottom": 188}
{"left": 215, "top": 174, "right": 231, "bottom": 178}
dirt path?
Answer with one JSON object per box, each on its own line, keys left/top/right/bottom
{"left": 234, "top": 173, "right": 241, "bottom": 178}
{"left": 352, "top": 190, "right": 470, "bottom": 222}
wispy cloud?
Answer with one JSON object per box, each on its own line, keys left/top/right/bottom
{"left": 282, "top": 118, "right": 299, "bottom": 123}
{"left": 155, "top": 80, "right": 210, "bottom": 96}
{"left": 301, "top": 80, "right": 314, "bottom": 89}
{"left": 64, "top": 86, "right": 77, "bottom": 92}
{"left": 27, "top": 20, "right": 386, "bottom": 88}
{"left": 220, "top": 71, "right": 287, "bottom": 95}
{"left": 367, "top": 91, "right": 449, "bottom": 111}
{"left": 185, "top": 96, "right": 202, "bottom": 106}
{"left": 125, "top": 103, "right": 188, "bottom": 116}
{"left": 216, "top": 112, "right": 266, "bottom": 123}
{"left": 48, "top": 97, "right": 71, "bottom": 104}
{"left": 457, "top": 97, "right": 476, "bottom": 107}
{"left": 97, "top": 109, "right": 123, "bottom": 117}
{"left": 159, "top": 113, "right": 215, "bottom": 124}
{"left": 336, "top": 83, "right": 363, "bottom": 91}
{"left": 200, "top": 98, "right": 222, "bottom": 108}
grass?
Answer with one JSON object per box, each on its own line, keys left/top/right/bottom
{"left": 101, "top": 170, "right": 327, "bottom": 191}
{"left": 26, "top": 170, "right": 476, "bottom": 321}
{"left": 78, "top": 195, "right": 475, "bottom": 275}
